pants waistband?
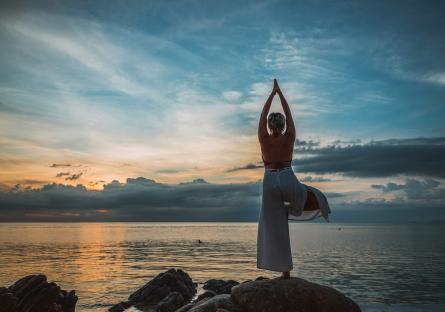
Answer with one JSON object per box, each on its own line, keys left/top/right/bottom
{"left": 265, "top": 166, "right": 292, "bottom": 172}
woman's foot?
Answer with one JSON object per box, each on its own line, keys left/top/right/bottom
{"left": 281, "top": 271, "right": 290, "bottom": 279}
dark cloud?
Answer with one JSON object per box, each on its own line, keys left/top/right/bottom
{"left": 156, "top": 168, "right": 182, "bottom": 174}
{"left": 294, "top": 139, "right": 320, "bottom": 150}
{"left": 0, "top": 177, "right": 261, "bottom": 222}
{"left": 300, "top": 176, "right": 332, "bottom": 182}
{"left": 179, "top": 178, "right": 209, "bottom": 185}
{"left": 88, "top": 180, "right": 106, "bottom": 186}
{"left": 65, "top": 173, "right": 83, "bottom": 180}
{"left": 226, "top": 163, "right": 262, "bottom": 173}
{"left": 1, "top": 175, "right": 444, "bottom": 222}
{"left": 371, "top": 182, "right": 405, "bottom": 192}
{"left": 323, "top": 192, "right": 346, "bottom": 198}
{"left": 56, "top": 172, "right": 70, "bottom": 177}
{"left": 331, "top": 139, "right": 362, "bottom": 145}
{"left": 371, "top": 178, "right": 444, "bottom": 200}
{"left": 293, "top": 136, "right": 445, "bottom": 178}
{"left": 50, "top": 163, "right": 71, "bottom": 168}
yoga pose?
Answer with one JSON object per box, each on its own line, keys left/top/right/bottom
{"left": 256, "top": 79, "right": 326, "bottom": 279}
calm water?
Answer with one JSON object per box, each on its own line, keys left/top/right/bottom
{"left": 0, "top": 222, "right": 444, "bottom": 312}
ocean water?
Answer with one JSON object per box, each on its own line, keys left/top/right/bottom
{"left": 0, "top": 222, "right": 444, "bottom": 312}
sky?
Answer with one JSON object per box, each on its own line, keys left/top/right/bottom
{"left": 1, "top": 0, "right": 445, "bottom": 222}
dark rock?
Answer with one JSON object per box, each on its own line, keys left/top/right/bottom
{"left": 175, "top": 302, "right": 197, "bottom": 312}
{"left": 231, "top": 277, "right": 361, "bottom": 312}
{"left": 196, "top": 290, "right": 217, "bottom": 302}
{"left": 108, "top": 301, "right": 132, "bottom": 312}
{"left": 255, "top": 276, "right": 269, "bottom": 281}
{"left": 0, "top": 274, "right": 77, "bottom": 312}
{"left": 129, "top": 268, "right": 196, "bottom": 305}
{"left": 59, "top": 290, "right": 78, "bottom": 312}
{"left": 187, "top": 294, "right": 243, "bottom": 312}
{"left": 202, "top": 280, "right": 239, "bottom": 295}
{"left": 156, "top": 291, "right": 184, "bottom": 312}
{"left": 0, "top": 287, "right": 18, "bottom": 312}
{"left": 240, "top": 276, "right": 268, "bottom": 285}
{"left": 109, "top": 268, "right": 196, "bottom": 311}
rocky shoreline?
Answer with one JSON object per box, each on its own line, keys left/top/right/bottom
{"left": 1, "top": 268, "right": 361, "bottom": 312}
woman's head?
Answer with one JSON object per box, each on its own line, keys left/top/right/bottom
{"left": 268, "top": 112, "right": 285, "bottom": 134}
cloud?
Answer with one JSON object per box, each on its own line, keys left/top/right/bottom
{"left": 65, "top": 173, "right": 83, "bottom": 180}
{"left": 56, "top": 172, "right": 70, "bottom": 177}
{"left": 156, "top": 168, "right": 182, "bottom": 174}
{"left": 226, "top": 163, "right": 262, "bottom": 173}
{"left": 295, "top": 139, "right": 320, "bottom": 150}
{"left": 300, "top": 176, "right": 332, "bottom": 182}
{"left": 0, "top": 176, "right": 261, "bottom": 221}
{"left": 293, "top": 136, "right": 445, "bottom": 178}
{"left": 222, "top": 90, "right": 242, "bottom": 102}
{"left": 1, "top": 174, "right": 444, "bottom": 223}
{"left": 371, "top": 178, "right": 444, "bottom": 201}
{"left": 423, "top": 72, "right": 445, "bottom": 86}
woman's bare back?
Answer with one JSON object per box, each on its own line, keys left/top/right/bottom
{"left": 260, "top": 133, "right": 294, "bottom": 164}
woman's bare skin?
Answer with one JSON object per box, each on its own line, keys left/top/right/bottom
{"left": 258, "top": 79, "right": 295, "bottom": 170}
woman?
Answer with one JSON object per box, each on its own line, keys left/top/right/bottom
{"left": 256, "top": 79, "right": 330, "bottom": 279}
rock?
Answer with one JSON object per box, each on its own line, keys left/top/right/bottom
{"left": 231, "top": 277, "right": 361, "bottom": 312}
{"left": 0, "top": 274, "right": 78, "bottom": 312}
{"left": 187, "top": 294, "right": 243, "bottom": 312}
{"left": 108, "top": 301, "right": 132, "bottom": 312}
{"left": 175, "top": 302, "right": 197, "bottom": 312}
{"left": 202, "top": 280, "right": 239, "bottom": 295}
{"left": 109, "top": 268, "right": 196, "bottom": 312}
{"left": 130, "top": 268, "right": 196, "bottom": 304}
{"left": 0, "top": 287, "right": 18, "bottom": 312}
{"left": 255, "top": 276, "right": 269, "bottom": 281}
{"left": 215, "top": 309, "right": 230, "bottom": 312}
{"left": 196, "top": 290, "right": 217, "bottom": 302}
{"left": 156, "top": 291, "right": 184, "bottom": 312}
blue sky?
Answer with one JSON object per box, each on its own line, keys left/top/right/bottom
{"left": 1, "top": 0, "right": 445, "bottom": 222}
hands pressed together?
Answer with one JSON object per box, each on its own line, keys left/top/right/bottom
{"left": 272, "top": 78, "right": 281, "bottom": 94}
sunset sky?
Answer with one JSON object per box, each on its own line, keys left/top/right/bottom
{"left": 1, "top": 0, "right": 445, "bottom": 222}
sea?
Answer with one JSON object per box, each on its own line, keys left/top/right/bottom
{"left": 0, "top": 222, "right": 444, "bottom": 312}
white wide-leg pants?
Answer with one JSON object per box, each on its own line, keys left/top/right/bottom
{"left": 256, "top": 167, "right": 303, "bottom": 272}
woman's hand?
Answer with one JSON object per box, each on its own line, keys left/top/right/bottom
{"left": 273, "top": 78, "right": 281, "bottom": 93}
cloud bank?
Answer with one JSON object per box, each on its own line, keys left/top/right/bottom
{"left": 1, "top": 175, "right": 444, "bottom": 222}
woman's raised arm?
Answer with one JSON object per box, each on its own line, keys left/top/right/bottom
{"left": 258, "top": 83, "right": 277, "bottom": 141}
{"left": 277, "top": 84, "right": 295, "bottom": 138}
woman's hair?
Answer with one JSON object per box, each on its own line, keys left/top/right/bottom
{"left": 268, "top": 112, "right": 285, "bottom": 131}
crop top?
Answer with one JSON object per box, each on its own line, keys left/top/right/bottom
{"left": 262, "top": 154, "right": 292, "bottom": 166}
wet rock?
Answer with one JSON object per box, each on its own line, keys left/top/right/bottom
{"left": 0, "top": 287, "right": 18, "bottom": 312}
{"left": 255, "top": 276, "right": 269, "bottom": 281}
{"left": 156, "top": 291, "right": 184, "bottom": 312}
{"left": 187, "top": 294, "right": 243, "bottom": 312}
{"left": 202, "top": 280, "right": 239, "bottom": 295}
{"left": 0, "top": 274, "right": 77, "bottom": 312}
{"left": 174, "top": 302, "right": 196, "bottom": 312}
{"left": 231, "top": 277, "right": 361, "bottom": 312}
{"left": 109, "top": 268, "right": 196, "bottom": 312}
{"left": 196, "top": 290, "right": 217, "bottom": 302}
{"left": 108, "top": 301, "right": 132, "bottom": 312}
